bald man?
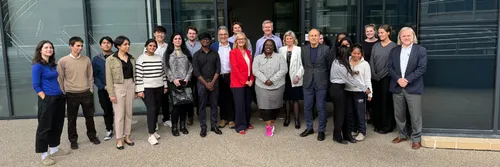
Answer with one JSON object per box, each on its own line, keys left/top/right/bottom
{"left": 299, "top": 29, "right": 331, "bottom": 141}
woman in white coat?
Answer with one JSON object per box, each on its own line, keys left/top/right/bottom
{"left": 279, "top": 30, "right": 304, "bottom": 129}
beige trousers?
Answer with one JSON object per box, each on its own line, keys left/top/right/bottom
{"left": 112, "top": 79, "right": 135, "bottom": 139}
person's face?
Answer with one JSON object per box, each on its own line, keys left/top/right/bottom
{"left": 319, "top": 35, "right": 324, "bottom": 44}
{"left": 351, "top": 48, "right": 362, "bottom": 61}
{"left": 337, "top": 34, "right": 346, "bottom": 42}
{"left": 146, "top": 42, "right": 157, "bottom": 54}
{"left": 308, "top": 29, "right": 320, "bottom": 45}
{"left": 400, "top": 29, "right": 414, "bottom": 46}
{"left": 100, "top": 39, "right": 112, "bottom": 53}
{"left": 264, "top": 41, "right": 274, "bottom": 54}
{"left": 41, "top": 43, "right": 54, "bottom": 57}
{"left": 341, "top": 40, "right": 350, "bottom": 47}
{"left": 236, "top": 35, "right": 247, "bottom": 48}
{"left": 187, "top": 29, "right": 197, "bottom": 41}
{"left": 263, "top": 23, "right": 273, "bottom": 35}
{"left": 154, "top": 31, "right": 165, "bottom": 42}
{"left": 285, "top": 35, "right": 294, "bottom": 46}
{"left": 200, "top": 38, "right": 210, "bottom": 47}
{"left": 118, "top": 40, "right": 130, "bottom": 53}
{"left": 233, "top": 24, "right": 242, "bottom": 34}
{"left": 70, "top": 41, "right": 83, "bottom": 55}
{"left": 173, "top": 35, "right": 182, "bottom": 47}
{"left": 218, "top": 29, "right": 228, "bottom": 43}
{"left": 378, "top": 28, "right": 390, "bottom": 41}
{"left": 365, "top": 27, "right": 375, "bottom": 39}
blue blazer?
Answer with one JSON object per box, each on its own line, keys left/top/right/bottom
{"left": 388, "top": 44, "right": 428, "bottom": 94}
{"left": 210, "top": 42, "right": 234, "bottom": 52}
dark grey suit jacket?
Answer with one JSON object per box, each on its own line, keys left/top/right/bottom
{"left": 388, "top": 44, "right": 427, "bottom": 94}
{"left": 301, "top": 44, "right": 331, "bottom": 89}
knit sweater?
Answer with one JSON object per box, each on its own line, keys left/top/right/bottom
{"left": 32, "top": 63, "right": 63, "bottom": 95}
{"left": 57, "top": 54, "right": 94, "bottom": 93}
{"left": 135, "top": 53, "right": 168, "bottom": 92}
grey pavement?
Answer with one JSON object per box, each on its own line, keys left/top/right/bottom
{"left": 1, "top": 111, "right": 500, "bottom": 167}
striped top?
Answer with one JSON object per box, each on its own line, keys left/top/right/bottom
{"left": 135, "top": 53, "right": 168, "bottom": 92}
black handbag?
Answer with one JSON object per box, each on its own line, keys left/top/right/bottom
{"left": 169, "top": 82, "right": 193, "bottom": 106}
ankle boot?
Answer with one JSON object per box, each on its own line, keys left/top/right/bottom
{"left": 180, "top": 121, "right": 189, "bottom": 134}
{"left": 171, "top": 124, "right": 180, "bottom": 136}
{"left": 283, "top": 111, "right": 290, "bottom": 127}
{"left": 294, "top": 115, "right": 300, "bottom": 129}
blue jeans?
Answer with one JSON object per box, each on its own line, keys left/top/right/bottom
{"left": 303, "top": 83, "right": 327, "bottom": 132}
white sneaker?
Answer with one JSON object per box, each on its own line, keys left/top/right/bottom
{"left": 148, "top": 135, "right": 159, "bottom": 145}
{"left": 104, "top": 130, "right": 113, "bottom": 141}
{"left": 163, "top": 120, "right": 172, "bottom": 127}
{"left": 355, "top": 133, "right": 365, "bottom": 141}
{"left": 153, "top": 132, "right": 161, "bottom": 139}
{"left": 351, "top": 132, "right": 359, "bottom": 137}
{"left": 155, "top": 125, "right": 159, "bottom": 131}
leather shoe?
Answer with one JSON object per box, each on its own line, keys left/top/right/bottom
{"left": 412, "top": 142, "right": 421, "bottom": 149}
{"left": 317, "top": 132, "right": 325, "bottom": 141}
{"left": 211, "top": 127, "right": 223, "bottom": 135}
{"left": 172, "top": 127, "right": 180, "bottom": 136}
{"left": 70, "top": 142, "right": 79, "bottom": 150}
{"left": 187, "top": 117, "right": 194, "bottom": 125}
{"left": 300, "top": 129, "right": 314, "bottom": 137}
{"left": 200, "top": 129, "right": 207, "bottom": 138}
{"left": 334, "top": 139, "right": 348, "bottom": 144}
{"left": 90, "top": 137, "right": 101, "bottom": 145}
{"left": 346, "top": 137, "right": 357, "bottom": 143}
{"left": 124, "top": 140, "right": 134, "bottom": 146}
{"left": 392, "top": 137, "right": 407, "bottom": 144}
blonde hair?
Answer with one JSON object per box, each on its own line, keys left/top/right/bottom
{"left": 283, "top": 30, "right": 298, "bottom": 46}
{"left": 397, "top": 27, "right": 418, "bottom": 45}
{"left": 233, "top": 32, "right": 249, "bottom": 50}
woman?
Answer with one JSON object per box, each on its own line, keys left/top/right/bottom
{"left": 230, "top": 32, "right": 254, "bottom": 135}
{"left": 279, "top": 31, "right": 303, "bottom": 129}
{"left": 32, "top": 40, "right": 69, "bottom": 166}
{"left": 106, "top": 36, "right": 136, "bottom": 150}
{"left": 369, "top": 24, "right": 397, "bottom": 134}
{"left": 136, "top": 39, "right": 168, "bottom": 145}
{"left": 334, "top": 32, "right": 348, "bottom": 48}
{"left": 362, "top": 24, "right": 378, "bottom": 125}
{"left": 338, "top": 37, "right": 353, "bottom": 48}
{"left": 164, "top": 32, "right": 193, "bottom": 136}
{"left": 345, "top": 44, "right": 372, "bottom": 141}
{"left": 330, "top": 45, "right": 370, "bottom": 144}
{"left": 253, "top": 39, "right": 288, "bottom": 137}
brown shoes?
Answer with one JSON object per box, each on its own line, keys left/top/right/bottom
{"left": 217, "top": 120, "right": 227, "bottom": 128}
{"left": 228, "top": 121, "right": 236, "bottom": 129}
{"left": 412, "top": 142, "right": 421, "bottom": 149}
{"left": 391, "top": 137, "right": 407, "bottom": 144}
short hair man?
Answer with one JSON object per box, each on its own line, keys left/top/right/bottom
{"left": 186, "top": 26, "right": 201, "bottom": 56}
{"left": 255, "top": 20, "right": 283, "bottom": 56}
{"left": 228, "top": 22, "right": 253, "bottom": 55}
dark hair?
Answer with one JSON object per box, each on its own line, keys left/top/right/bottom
{"left": 69, "top": 36, "right": 83, "bottom": 46}
{"left": 114, "top": 36, "right": 130, "bottom": 50}
{"left": 336, "top": 45, "right": 353, "bottom": 75}
{"left": 334, "top": 32, "right": 348, "bottom": 48}
{"left": 338, "top": 37, "right": 353, "bottom": 48}
{"left": 187, "top": 26, "right": 198, "bottom": 34}
{"left": 233, "top": 22, "right": 243, "bottom": 29}
{"left": 260, "top": 39, "right": 278, "bottom": 54}
{"left": 379, "top": 24, "right": 392, "bottom": 34}
{"left": 144, "top": 39, "right": 158, "bottom": 47}
{"left": 33, "top": 40, "right": 57, "bottom": 67}
{"left": 99, "top": 36, "right": 114, "bottom": 45}
{"left": 154, "top": 26, "right": 167, "bottom": 33}
{"left": 198, "top": 32, "right": 212, "bottom": 41}
{"left": 164, "top": 33, "right": 192, "bottom": 69}
{"left": 352, "top": 44, "right": 364, "bottom": 57}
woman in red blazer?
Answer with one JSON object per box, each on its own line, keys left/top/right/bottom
{"left": 230, "top": 32, "right": 255, "bottom": 134}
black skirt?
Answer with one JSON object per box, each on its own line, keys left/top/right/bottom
{"left": 283, "top": 74, "right": 303, "bottom": 101}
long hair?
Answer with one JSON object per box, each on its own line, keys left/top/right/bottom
{"left": 232, "top": 32, "right": 249, "bottom": 50}
{"left": 338, "top": 37, "right": 353, "bottom": 48}
{"left": 336, "top": 45, "right": 353, "bottom": 75}
{"left": 397, "top": 27, "right": 418, "bottom": 45}
{"left": 32, "top": 40, "right": 56, "bottom": 67}
{"left": 260, "top": 39, "right": 278, "bottom": 55}
{"left": 164, "top": 32, "right": 192, "bottom": 69}
{"left": 334, "top": 32, "right": 348, "bottom": 48}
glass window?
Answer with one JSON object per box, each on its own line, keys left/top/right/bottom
{"left": 87, "top": 0, "right": 149, "bottom": 113}
{"left": 419, "top": 0, "right": 498, "bottom": 130}
{"left": 362, "top": 0, "right": 417, "bottom": 41}
{"left": 0, "top": 41, "right": 8, "bottom": 117}
{"left": 158, "top": 0, "right": 175, "bottom": 38}
{"left": 317, "top": 0, "right": 358, "bottom": 44}
{"left": 2, "top": 0, "right": 86, "bottom": 116}
{"left": 173, "top": 0, "right": 215, "bottom": 37}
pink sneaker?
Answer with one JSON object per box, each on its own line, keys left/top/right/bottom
{"left": 266, "top": 125, "right": 273, "bottom": 137}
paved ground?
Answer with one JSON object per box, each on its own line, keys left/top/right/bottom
{"left": 1, "top": 113, "right": 500, "bottom": 167}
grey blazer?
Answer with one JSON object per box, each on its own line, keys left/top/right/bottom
{"left": 301, "top": 44, "right": 331, "bottom": 89}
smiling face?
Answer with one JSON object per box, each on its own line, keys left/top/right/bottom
{"left": 70, "top": 41, "right": 83, "bottom": 55}
{"left": 378, "top": 28, "right": 390, "bottom": 41}
{"left": 173, "top": 35, "right": 182, "bottom": 47}
{"left": 118, "top": 40, "right": 130, "bottom": 53}
{"left": 285, "top": 35, "right": 295, "bottom": 46}
{"left": 400, "top": 29, "right": 414, "bottom": 46}
{"left": 263, "top": 23, "right": 273, "bottom": 36}
{"left": 218, "top": 29, "right": 229, "bottom": 43}
{"left": 154, "top": 31, "right": 165, "bottom": 42}
{"left": 351, "top": 47, "right": 362, "bottom": 61}
{"left": 41, "top": 43, "right": 54, "bottom": 57}
{"left": 264, "top": 40, "right": 275, "bottom": 55}
{"left": 200, "top": 38, "right": 210, "bottom": 47}
{"left": 233, "top": 24, "right": 242, "bottom": 34}
{"left": 146, "top": 42, "right": 157, "bottom": 54}
{"left": 187, "top": 29, "right": 197, "bottom": 41}
{"left": 341, "top": 40, "right": 350, "bottom": 47}
{"left": 365, "top": 27, "right": 375, "bottom": 39}
{"left": 236, "top": 33, "right": 247, "bottom": 48}
{"left": 308, "top": 29, "right": 320, "bottom": 45}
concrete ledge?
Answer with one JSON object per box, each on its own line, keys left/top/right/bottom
{"left": 422, "top": 136, "right": 500, "bottom": 151}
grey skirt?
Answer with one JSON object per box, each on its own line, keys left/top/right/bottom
{"left": 255, "top": 85, "right": 285, "bottom": 109}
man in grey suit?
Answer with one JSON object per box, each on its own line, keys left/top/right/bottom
{"left": 299, "top": 29, "right": 331, "bottom": 141}
{"left": 388, "top": 27, "right": 427, "bottom": 150}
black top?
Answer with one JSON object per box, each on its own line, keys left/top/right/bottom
{"left": 310, "top": 47, "right": 318, "bottom": 64}
{"left": 120, "top": 56, "right": 133, "bottom": 79}
{"left": 361, "top": 40, "right": 378, "bottom": 62}
{"left": 192, "top": 49, "right": 221, "bottom": 80}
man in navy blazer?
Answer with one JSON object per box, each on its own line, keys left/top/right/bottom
{"left": 388, "top": 27, "right": 427, "bottom": 150}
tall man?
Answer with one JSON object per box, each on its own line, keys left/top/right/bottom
{"left": 58, "top": 36, "right": 100, "bottom": 149}
{"left": 185, "top": 26, "right": 201, "bottom": 125}
{"left": 255, "top": 20, "right": 282, "bottom": 56}
{"left": 228, "top": 22, "right": 253, "bottom": 55}
{"left": 210, "top": 26, "right": 235, "bottom": 129}
{"left": 388, "top": 27, "right": 427, "bottom": 150}
{"left": 299, "top": 29, "right": 331, "bottom": 141}
{"left": 193, "top": 32, "right": 223, "bottom": 137}
{"left": 92, "top": 36, "right": 114, "bottom": 141}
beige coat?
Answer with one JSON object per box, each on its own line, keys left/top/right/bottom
{"left": 105, "top": 53, "right": 136, "bottom": 97}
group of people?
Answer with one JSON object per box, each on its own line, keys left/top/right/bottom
{"left": 32, "top": 19, "right": 427, "bottom": 166}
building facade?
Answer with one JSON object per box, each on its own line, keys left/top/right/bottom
{"left": 0, "top": 0, "right": 498, "bottom": 135}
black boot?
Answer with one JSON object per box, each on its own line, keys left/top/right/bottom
{"left": 180, "top": 121, "right": 189, "bottom": 134}
{"left": 294, "top": 118, "right": 301, "bottom": 129}
{"left": 172, "top": 124, "right": 180, "bottom": 137}
{"left": 283, "top": 110, "right": 290, "bottom": 127}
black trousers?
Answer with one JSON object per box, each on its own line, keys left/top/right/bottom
{"left": 372, "top": 76, "right": 395, "bottom": 132}
{"left": 330, "top": 84, "right": 353, "bottom": 141}
{"left": 232, "top": 87, "right": 252, "bottom": 132}
{"left": 218, "top": 74, "right": 235, "bottom": 122}
{"left": 143, "top": 87, "right": 164, "bottom": 134}
{"left": 346, "top": 91, "right": 367, "bottom": 135}
{"left": 35, "top": 95, "right": 65, "bottom": 153}
{"left": 97, "top": 89, "right": 114, "bottom": 131}
{"left": 66, "top": 91, "right": 97, "bottom": 143}
{"left": 197, "top": 80, "right": 219, "bottom": 129}
{"left": 161, "top": 92, "right": 170, "bottom": 122}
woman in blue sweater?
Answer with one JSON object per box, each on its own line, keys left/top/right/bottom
{"left": 32, "top": 40, "right": 70, "bottom": 166}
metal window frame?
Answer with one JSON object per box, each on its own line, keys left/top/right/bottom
{"left": 494, "top": 0, "right": 500, "bottom": 134}
{"left": 0, "top": 2, "right": 13, "bottom": 119}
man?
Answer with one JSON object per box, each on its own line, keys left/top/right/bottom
{"left": 92, "top": 36, "right": 114, "bottom": 141}
{"left": 228, "top": 22, "right": 253, "bottom": 55}
{"left": 388, "top": 27, "right": 427, "bottom": 150}
{"left": 255, "top": 20, "right": 282, "bottom": 56}
{"left": 299, "top": 29, "right": 331, "bottom": 141}
{"left": 210, "top": 26, "right": 235, "bottom": 129}
{"left": 193, "top": 32, "right": 223, "bottom": 137}
{"left": 185, "top": 26, "right": 201, "bottom": 125}
{"left": 57, "top": 36, "right": 100, "bottom": 149}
